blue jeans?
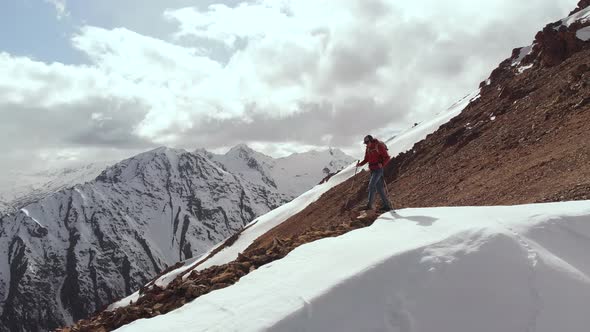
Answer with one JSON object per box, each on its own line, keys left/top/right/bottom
{"left": 367, "top": 168, "right": 391, "bottom": 209}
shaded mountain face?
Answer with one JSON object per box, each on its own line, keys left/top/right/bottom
{"left": 0, "top": 146, "right": 352, "bottom": 331}
{"left": 60, "top": 2, "right": 590, "bottom": 331}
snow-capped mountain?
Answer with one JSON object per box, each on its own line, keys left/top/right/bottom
{"left": 0, "top": 146, "right": 352, "bottom": 331}
{"left": 211, "top": 144, "right": 353, "bottom": 199}
{"left": 0, "top": 162, "right": 112, "bottom": 215}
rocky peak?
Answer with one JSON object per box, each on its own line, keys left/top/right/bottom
{"left": 193, "top": 147, "right": 214, "bottom": 159}
{"left": 525, "top": 4, "right": 590, "bottom": 68}
{"left": 96, "top": 147, "right": 187, "bottom": 184}
{"left": 225, "top": 144, "right": 257, "bottom": 159}
{"left": 482, "top": 4, "right": 589, "bottom": 93}
{"left": 569, "top": 0, "right": 590, "bottom": 15}
{"left": 327, "top": 147, "right": 350, "bottom": 160}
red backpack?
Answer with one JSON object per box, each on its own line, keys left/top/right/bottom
{"left": 367, "top": 140, "right": 390, "bottom": 165}
{"left": 376, "top": 140, "right": 390, "bottom": 164}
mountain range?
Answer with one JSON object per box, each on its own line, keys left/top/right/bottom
{"left": 0, "top": 145, "right": 353, "bottom": 331}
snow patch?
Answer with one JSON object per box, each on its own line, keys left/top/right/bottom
{"left": 517, "top": 63, "right": 534, "bottom": 74}
{"left": 20, "top": 208, "right": 45, "bottom": 227}
{"left": 512, "top": 45, "right": 533, "bottom": 66}
{"left": 74, "top": 187, "right": 87, "bottom": 205}
{"left": 558, "top": 6, "right": 590, "bottom": 28}
{"left": 109, "top": 291, "right": 140, "bottom": 311}
{"left": 576, "top": 26, "right": 590, "bottom": 41}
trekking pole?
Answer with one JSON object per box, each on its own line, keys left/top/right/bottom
{"left": 384, "top": 180, "right": 390, "bottom": 200}
{"left": 383, "top": 172, "right": 394, "bottom": 210}
{"left": 344, "top": 161, "right": 360, "bottom": 210}
{"left": 383, "top": 174, "right": 390, "bottom": 196}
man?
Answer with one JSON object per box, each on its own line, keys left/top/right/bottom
{"left": 357, "top": 135, "right": 393, "bottom": 212}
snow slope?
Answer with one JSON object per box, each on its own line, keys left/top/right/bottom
{"left": 386, "top": 90, "right": 479, "bottom": 157}
{"left": 116, "top": 200, "right": 590, "bottom": 332}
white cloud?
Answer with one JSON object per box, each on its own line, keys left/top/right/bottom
{"left": 165, "top": 3, "right": 291, "bottom": 48}
{"left": 44, "top": 0, "right": 69, "bottom": 20}
{"left": 71, "top": 26, "right": 228, "bottom": 139}
{"left": 0, "top": 0, "right": 578, "bottom": 176}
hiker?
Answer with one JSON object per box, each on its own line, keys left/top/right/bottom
{"left": 357, "top": 135, "right": 393, "bottom": 212}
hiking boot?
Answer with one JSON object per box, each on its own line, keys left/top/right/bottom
{"left": 379, "top": 206, "right": 393, "bottom": 213}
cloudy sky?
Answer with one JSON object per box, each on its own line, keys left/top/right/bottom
{"left": 0, "top": 0, "right": 579, "bottom": 175}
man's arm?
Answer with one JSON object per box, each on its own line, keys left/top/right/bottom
{"left": 357, "top": 150, "right": 368, "bottom": 166}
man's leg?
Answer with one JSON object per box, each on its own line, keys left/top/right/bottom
{"left": 367, "top": 170, "right": 378, "bottom": 209}
{"left": 376, "top": 169, "right": 392, "bottom": 210}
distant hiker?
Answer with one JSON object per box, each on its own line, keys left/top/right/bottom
{"left": 357, "top": 135, "right": 393, "bottom": 212}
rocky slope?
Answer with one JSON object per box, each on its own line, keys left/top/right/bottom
{"left": 385, "top": 5, "right": 590, "bottom": 207}
{"left": 61, "top": 2, "right": 590, "bottom": 331}
{"left": 0, "top": 146, "right": 351, "bottom": 332}
{"left": 259, "top": 3, "right": 590, "bottom": 246}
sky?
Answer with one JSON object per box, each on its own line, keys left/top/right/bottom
{"left": 0, "top": 0, "right": 579, "bottom": 176}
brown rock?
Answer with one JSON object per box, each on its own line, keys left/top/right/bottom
{"left": 237, "top": 261, "right": 252, "bottom": 271}
{"left": 211, "top": 271, "right": 235, "bottom": 284}
{"left": 210, "top": 282, "right": 230, "bottom": 291}
{"left": 569, "top": 0, "right": 590, "bottom": 15}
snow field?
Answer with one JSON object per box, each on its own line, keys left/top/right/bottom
{"left": 115, "top": 201, "right": 590, "bottom": 332}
